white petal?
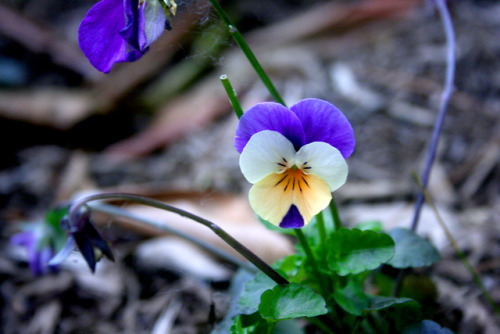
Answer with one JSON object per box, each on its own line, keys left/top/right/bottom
{"left": 295, "top": 142, "right": 348, "bottom": 191}
{"left": 239, "top": 130, "right": 296, "bottom": 184}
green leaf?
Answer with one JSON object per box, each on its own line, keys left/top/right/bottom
{"left": 380, "top": 299, "right": 422, "bottom": 332}
{"left": 355, "top": 220, "right": 384, "bottom": 232}
{"left": 403, "top": 320, "right": 454, "bottom": 334}
{"left": 230, "top": 315, "right": 270, "bottom": 334}
{"left": 237, "top": 272, "right": 277, "bottom": 315}
{"left": 45, "top": 206, "right": 68, "bottom": 231}
{"left": 365, "top": 295, "right": 415, "bottom": 311}
{"left": 327, "top": 228, "right": 395, "bottom": 276}
{"left": 388, "top": 228, "right": 440, "bottom": 268}
{"left": 333, "top": 280, "right": 369, "bottom": 316}
{"left": 259, "top": 283, "right": 327, "bottom": 321}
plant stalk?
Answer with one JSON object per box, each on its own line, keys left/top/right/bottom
{"left": 220, "top": 74, "right": 244, "bottom": 118}
{"left": 329, "top": 197, "right": 342, "bottom": 231}
{"left": 68, "top": 193, "right": 288, "bottom": 285}
{"left": 209, "top": 0, "right": 286, "bottom": 106}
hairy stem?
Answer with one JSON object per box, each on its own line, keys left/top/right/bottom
{"left": 68, "top": 193, "right": 288, "bottom": 285}
{"left": 90, "top": 203, "right": 256, "bottom": 272}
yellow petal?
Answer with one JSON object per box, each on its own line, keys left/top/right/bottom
{"left": 292, "top": 173, "right": 332, "bottom": 224}
{"left": 248, "top": 168, "right": 332, "bottom": 226}
{"left": 249, "top": 172, "right": 294, "bottom": 226}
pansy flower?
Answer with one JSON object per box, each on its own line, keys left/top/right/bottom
{"left": 235, "top": 98, "right": 355, "bottom": 229}
{"left": 79, "top": 0, "right": 177, "bottom": 73}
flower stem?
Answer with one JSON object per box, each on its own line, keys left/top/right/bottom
{"left": 410, "top": 0, "right": 455, "bottom": 232}
{"left": 220, "top": 74, "right": 244, "bottom": 119}
{"left": 208, "top": 0, "right": 286, "bottom": 106}
{"left": 316, "top": 210, "right": 327, "bottom": 246}
{"left": 68, "top": 193, "right": 288, "bottom": 285}
{"left": 329, "top": 197, "right": 342, "bottom": 231}
{"left": 90, "top": 202, "right": 256, "bottom": 272}
{"left": 294, "top": 228, "right": 328, "bottom": 296}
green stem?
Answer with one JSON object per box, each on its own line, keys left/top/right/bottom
{"left": 208, "top": 0, "right": 286, "bottom": 106}
{"left": 316, "top": 210, "right": 327, "bottom": 246}
{"left": 90, "top": 203, "right": 256, "bottom": 272}
{"left": 294, "top": 229, "right": 328, "bottom": 297}
{"left": 220, "top": 74, "right": 244, "bottom": 119}
{"left": 68, "top": 193, "right": 288, "bottom": 285}
{"left": 329, "top": 196, "right": 342, "bottom": 231}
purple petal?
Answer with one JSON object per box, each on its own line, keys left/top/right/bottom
{"left": 119, "top": 0, "right": 165, "bottom": 53}
{"left": 290, "top": 98, "right": 355, "bottom": 159}
{"left": 79, "top": 0, "right": 144, "bottom": 73}
{"left": 279, "top": 205, "right": 304, "bottom": 229}
{"left": 31, "top": 247, "right": 54, "bottom": 276}
{"left": 10, "top": 231, "right": 35, "bottom": 247}
{"left": 119, "top": 0, "right": 147, "bottom": 52}
{"left": 235, "top": 102, "right": 305, "bottom": 153}
{"left": 142, "top": 0, "right": 166, "bottom": 48}
{"left": 49, "top": 237, "right": 76, "bottom": 267}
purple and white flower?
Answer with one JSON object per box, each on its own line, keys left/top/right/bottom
{"left": 235, "top": 98, "right": 355, "bottom": 229}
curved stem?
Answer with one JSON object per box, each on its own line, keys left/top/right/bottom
{"left": 208, "top": 0, "right": 286, "bottom": 106}
{"left": 69, "top": 193, "right": 288, "bottom": 285}
{"left": 410, "top": 0, "right": 455, "bottom": 232}
{"left": 90, "top": 203, "right": 255, "bottom": 272}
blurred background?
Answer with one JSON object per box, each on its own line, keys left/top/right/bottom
{"left": 1, "top": 0, "right": 500, "bottom": 333}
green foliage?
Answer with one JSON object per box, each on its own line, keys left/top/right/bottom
{"left": 228, "top": 215, "right": 445, "bottom": 333}
{"left": 388, "top": 228, "right": 440, "bottom": 268}
{"left": 355, "top": 220, "right": 384, "bottom": 232}
{"left": 237, "top": 272, "right": 277, "bottom": 315}
{"left": 327, "top": 228, "right": 395, "bottom": 275}
{"left": 333, "top": 279, "right": 369, "bottom": 316}
{"left": 259, "top": 283, "right": 328, "bottom": 322}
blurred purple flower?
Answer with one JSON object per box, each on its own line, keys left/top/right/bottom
{"left": 79, "top": 0, "right": 171, "bottom": 73}
{"left": 10, "top": 228, "right": 58, "bottom": 276}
